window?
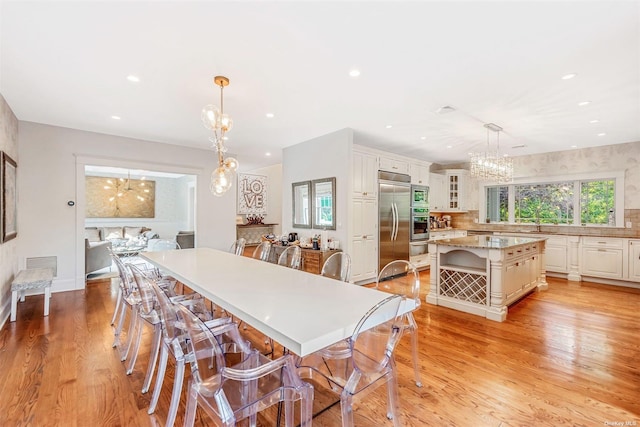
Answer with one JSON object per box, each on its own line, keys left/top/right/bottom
{"left": 514, "top": 182, "right": 574, "bottom": 224}
{"left": 482, "top": 175, "right": 620, "bottom": 227}
{"left": 485, "top": 186, "right": 508, "bottom": 222}
{"left": 580, "top": 179, "right": 615, "bottom": 225}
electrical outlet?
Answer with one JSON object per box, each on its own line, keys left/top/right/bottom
{"left": 626, "top": 221, "right": 632, "bottom": 228}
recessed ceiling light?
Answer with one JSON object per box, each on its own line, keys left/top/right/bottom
{"left": 446, "top": 145, "right": 452, "bottom": 149}
{"left": 578, "top": 101, "right": 591, "bottom": 106}
{"left": 571, "top": 145, "right": 578, "bottom": 148}
{"left": 420, "top": 136, "right": 427, "bottom": 140}
{"left": 265, "top": 152, "right": 271, "bottom": 157}
{"left": 349, "top": 69, "right": 361, "bottom": 77}
{"left": 597, "top": 132, "right": 606, "bottom": 137}
{"left": 436, "top": 105, "right": 456, "bottom": 114}
{"left": 385, "top": 125, "right": 393, "bottom": 129}
{"left": 589, "top": 119, "right": 600, "bottom": 124}
{"left": 126, "top": 75, "right": 140, "bottom": 83}
{"left": 111, "top": 115, "right": 121, "bottom": 120}
{"left": 222, "top": 136, "right": 229, "bottom": 141}
{"left": 266, "top": 113, "right": 275, "bottom": 118}
{"left": 561, "top": 73, "right": 577, "bottom": 80}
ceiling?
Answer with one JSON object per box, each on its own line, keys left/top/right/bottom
{"left": 1, "top": 1, "right": 639, "bottom": 171}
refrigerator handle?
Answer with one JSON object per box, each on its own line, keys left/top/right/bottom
{"left": 390, "top": 202, "right": 396, "bottom": 241}
{"left": 392, "top": 202, "right": 398, "bottom": 241}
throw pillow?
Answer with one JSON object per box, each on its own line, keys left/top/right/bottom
{"left": 124, "top": 226, "right": 143, "bottom": 240}
{"left": 85, "top": 227, "right": 101, "bottom": 242}
{"left": 103, "top": 226, "right": 124, "bottom": 240}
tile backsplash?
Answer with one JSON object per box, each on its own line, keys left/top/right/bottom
{"left": 446, "top": 209, "right": 640, "bottom": 238}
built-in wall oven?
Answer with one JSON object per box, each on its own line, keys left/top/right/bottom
{"left": 410, "top": 185, "right": 429, "bottom": 241}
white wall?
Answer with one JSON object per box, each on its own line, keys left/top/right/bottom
{"left": 0, "top": 94, "right": 19, "bottom": 327}
{"left": 244, "top": 164, "right": 283, "bottom": 236}
{"left": 18, "top": 122, "right": 236, "bottom": 293}
{"left": 282, "top": 128, "right": 352, "bottom": 246}
{"left": 512, "top": 141, "right": 640, "bottom": 209}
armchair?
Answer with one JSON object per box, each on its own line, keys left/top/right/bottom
{"left": 85, "top": 238, "right": 112, "bottom": 275}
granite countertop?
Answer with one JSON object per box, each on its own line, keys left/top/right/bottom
{"left": 431, "top": 235, "right": 546, "bottom": 250}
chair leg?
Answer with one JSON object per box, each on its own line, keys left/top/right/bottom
{"left": 112, "top": 302, "right": 128, "bottom": 348}
{"left": 184, "top": 381, "right": 199, "bottom": 427}
{"left": 121, "top": 306, "right": 139, "bottom": 361}
{"left": 340, "top": 393, "right": 355, "bottom": 427}
{"left": 142, "top": 324, "right": 162, "bottom": 393}
{"left": 386, "top": 363, "right": 401, "bottom": 427}
{"left": 407, "top": 313, "right": 423, "bottom": 387}
{"left": 166, "top": 357, "right": 186, "bottom": 427}
{"left": 148, "top": 344, "right": 168, "bottom": 414}
{"left": 110, "top": 288, "right": 123, "bottom": 325}
{"left": 125, "top": 314, "right": 143, "bottom": 372}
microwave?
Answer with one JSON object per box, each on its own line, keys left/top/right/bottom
{"left": 411, "top": 185, "right": 429, "bottom": 207}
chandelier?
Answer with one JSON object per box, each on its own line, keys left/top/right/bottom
{"left": 469, "top": 123, "right": 513, "bottom": 183}
{"left": 201, "top": 75, "right": 239, "bottom": 196}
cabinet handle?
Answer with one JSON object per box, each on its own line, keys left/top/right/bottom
{"left": 598, "top": 249, "right": 606, "bottom": 252}
{"left": 392, "top": 166, "right": 398, "bottom": 169}
{"left": 507, "top": 252, "right": 514, "bottom": 256}
{"left": 598, "top": 241, "right": 607, "bottom": 244}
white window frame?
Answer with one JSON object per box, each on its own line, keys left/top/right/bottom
{"left": 478, "top": 170, "right": 625, "bottom": 227}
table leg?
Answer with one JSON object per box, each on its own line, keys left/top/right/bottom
{"left": 10, "top": 290, "right": 18, "bottom": 322}
{"left": 44, "top": 286, "right": 51, "bottom": 316}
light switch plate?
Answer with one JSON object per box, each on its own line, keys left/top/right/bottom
{"left": 626, "top": 221, "right": 632, "bottom": 228}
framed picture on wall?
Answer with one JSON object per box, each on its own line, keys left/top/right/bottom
{"left": 1, "top": 151, "right": 18, "bottom": 242}
{"left": 237, "top": 174, "right": 267, "bottom": 214}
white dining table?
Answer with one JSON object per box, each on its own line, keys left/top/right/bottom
{"left": 141, "top": 248, "right": 411, "bottom": 356}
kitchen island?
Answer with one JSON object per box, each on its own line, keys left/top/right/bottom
{"left": 427, "top": 235, "right": 547, "bottom": 321}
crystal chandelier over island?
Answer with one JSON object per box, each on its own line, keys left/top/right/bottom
{"left": 469, "top": 123, "right": 513, "bottom": 183}
{"left": 201, "top": 75, "right": 239, "bottom": 196}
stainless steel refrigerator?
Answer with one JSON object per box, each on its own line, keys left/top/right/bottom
{"left": 378, "top": 171, "right": 411, "bottom": 273}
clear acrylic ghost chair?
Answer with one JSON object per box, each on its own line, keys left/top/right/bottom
{"left": 229, "top": 237, "right": 247, "bottom": 256}
{"left": 177, "top": 303, "right": 314, "bottom": 427}
{"left": 321, "top": 252, "right": 352, "bottom": 282}
{"left": 147, "top": 277, "right": 233, "bottom": 427}
{"left": 252, "top": 241, "right": 272, "bottom": 261}
{"left": 128, "top": 264, "right": 217, "bottom": 395}
{"left": 297, "top": 294, "right": 404, "bottom": 427}
{"left": 277, "top": 245, "right": 302, "bottom": 269}
{"left": 110, "top": 245, "right": 180, "bottom": 348}
{"left": 110, "top": 248, "right": 141, "bottom": 353}
{"left": 376, "top": 260, "right": 422, "bottom": 387}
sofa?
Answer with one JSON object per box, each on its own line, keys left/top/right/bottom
{"left": 84, "top": 226, "right": 159, "bottom": 274}
{"left": 176, "top": 230, "right": 195, "bottom": 249}
{"left": 85, "top": 238, "right": 111, "bottom": 275}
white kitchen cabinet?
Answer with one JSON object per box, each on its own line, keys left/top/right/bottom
{"left": 544, "top": 236, "right": 568, "bottom": 273}
{"left": 627, "top": 240, "right": 640, "bottom": 282}
{"left": 429, "top": 229, "right": 467, "bottom": 240}
{"left": 410, "top": 162, "right": 431, "bottom": 186}
{"left": 379, "top": 156, "right": 410, "bottom": 174}
{"left": 445, "top": 170, "right": 469, "bottom": 211}
{"left": 352, "top": 151, "right": 377, "bottom": 199}
{"left": 429, "top": 169, "right": 469, "bottom": 212}
{"left": 350, "top": 198, "right": 378, "bottom": 282}
{"left": 428, "top": 173, "right": 447, "bottom": 211}
{"left": 580, "top": 237, "right": 624, "bottom": 279}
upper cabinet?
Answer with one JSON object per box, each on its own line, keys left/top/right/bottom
{"left": 430, "top": 169, "right": 469, "bottom": 212}
{"left": 429, "top": 173, "right": 447, "bottom": 211}
{"left": 378, "top": 156, "right": 410, "bottom": 175}
{"left": 410, "top": 162, "right": 431, "bottom": 186}
{"left": 352, "top": 151, "right": 377, "bottom": 199}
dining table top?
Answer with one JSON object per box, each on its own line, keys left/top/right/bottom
{"left": 141, "top": 247, "right": 411, "bottom": 356}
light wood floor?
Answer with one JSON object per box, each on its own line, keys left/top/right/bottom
{"left": 1, "top": 271, "right": 639, "bottom": 426}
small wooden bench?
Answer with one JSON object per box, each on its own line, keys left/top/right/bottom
{"left": 10, "top": 268, "right": 54, "bottom": 322}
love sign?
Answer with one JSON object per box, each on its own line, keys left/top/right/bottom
{"left": 237, "top": 174, "right": 268, "bottom": 214}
